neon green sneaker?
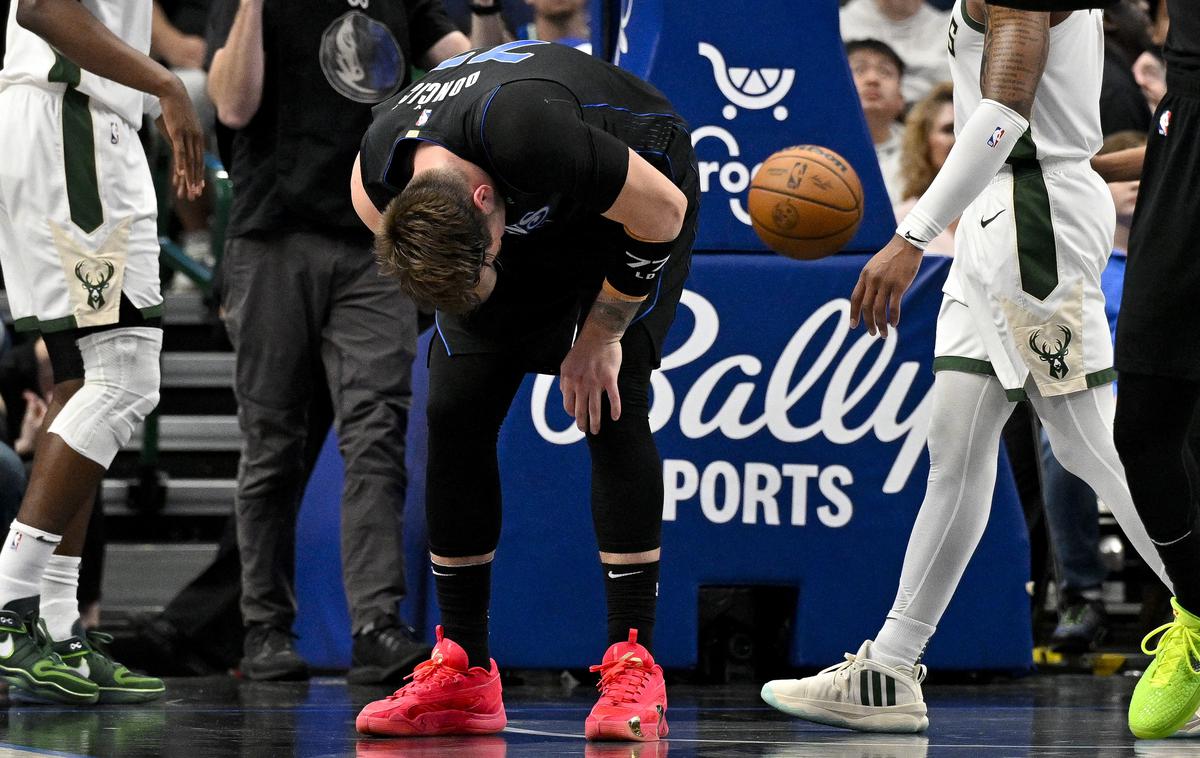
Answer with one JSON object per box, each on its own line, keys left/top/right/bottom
{"left": 1129, "top": 598, "right": 1200, "bottom": 739}
{"left": 0, "top": 607, "right": 99, "bottom": 705}
{"left": 53, "top": 624, "right": 165, "bottom": 704}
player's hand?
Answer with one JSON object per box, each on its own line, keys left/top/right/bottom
{"left": 560, "top": 333, "right": 623, "bottom": 436}
{"left": 14, "top": 390, "right": 48, "bottom": 458}
{"left": 156, "top": 77, "right": 205, "bottom": 200}
{"left": 849, "top": 234, "right": 923, "bottom": 339}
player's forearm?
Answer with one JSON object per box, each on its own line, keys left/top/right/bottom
{"left": 580, "top": 284, "right": 645, "bottom": 343}
{"left": 1091, "top": 146, "right": 1145, "bottom": 183}
{"left": 150, "top": 2, "right": 180, "bottom": 60}
{"left": 980, "top": 5, "right": 1049, "bottom": 119}
{"left": 16, "top": 0, "right": 178, "bottom": 99}
{"left": 421, "top": 31, "right": 473, "bottom": 71}
{"left": 207, "top": 0, "right": 265, "bottom": 129}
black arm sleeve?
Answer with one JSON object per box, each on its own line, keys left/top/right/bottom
{"left": 480, "top": 80, "right": 629, "bottom": 213}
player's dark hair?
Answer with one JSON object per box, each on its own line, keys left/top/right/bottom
{"left": 375, "top": 168, "right": 492, "bottom": 314}
{"left": 844, "top": 39, "right": 906, "bottom": 77}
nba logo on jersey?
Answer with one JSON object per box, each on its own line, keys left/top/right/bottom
{"left": 416, "top": 109, "right": 432, "bottom": 127}
{"left": 987, "top": 126, "right": 1005, "bottom": 148}
{"left": 1159, "top": 110, "right": 1171, "bottom": 136}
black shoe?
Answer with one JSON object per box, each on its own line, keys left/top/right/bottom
{"left": 1050, "top": 597, "right": 1107, "bottom": 654}
{"left": 124, "top": 612, "right": 215, "bottom": 677}
{"left": 239, "top": 624, "right": 309, "bottom": 681}
{"left": 346, "top": 621, "right": 431, "bottom": 685}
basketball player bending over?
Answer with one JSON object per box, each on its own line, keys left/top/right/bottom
{"left": 762, "top": 0, "right": 1177, "bottom": 735}
{"left": 349, "top": 41, "right": 697, "bottom": 742}
{"left": 0, "top": 0, "right": 204, "bottom": 704}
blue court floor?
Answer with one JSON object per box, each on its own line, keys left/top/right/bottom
{"left": 0, "top": 674, "right": 1192, "bottom": 757}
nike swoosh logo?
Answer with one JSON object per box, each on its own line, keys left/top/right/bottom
{"left": 980, "top": 210, "right": 1006, "bottom": 228}
{"left": 902, "top": 231, "right": 928, "bottom": 244}
{"left": 607, "top": 571, "right": 643, "bottom": 579}
{"left": 431, "top": 569, "right": 453, "bottom": 577}
{"left": 64, "top": 659, "right": 89, "bottom": 678}
{"left": 0, "top": 635, "right": 13, "bottom": 659}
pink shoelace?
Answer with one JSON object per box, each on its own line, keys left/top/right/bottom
{"left": 388, "top": 655, "right": 465, "bottom": 698}
{"left": 590, "top": 652, "right": 651, "bottom": 705}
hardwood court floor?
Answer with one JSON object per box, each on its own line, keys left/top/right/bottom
{"left": 0, "top": 673, "right": 1190, "bottom": 757}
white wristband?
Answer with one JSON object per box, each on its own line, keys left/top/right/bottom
{"left": 896, "top": 99, "right": 1029, "bottom": 248}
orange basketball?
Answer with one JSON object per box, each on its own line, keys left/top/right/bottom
{"left": 748, "top": 145, "right": 864, "bottom": 260}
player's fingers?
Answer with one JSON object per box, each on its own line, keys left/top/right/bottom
{"left": 849, "top": 275, "right": 866, "bottom": 327}
{"left": 888, "top": 287, "right": 903, "bottom": 330}
{"left": 607, "top": 379, "right": 622, "bottom": 422}
{"left": 873, "top": 284, "right": 889, "bottom": 338}
{"left": 171, "top": 136, "right": 190, "bottom": 196}
{"left": 859, "top": 279, "right": 879, "bottom": 335}
{"left": 588, "top": 384, "right": 602, "bottom": 436}
{"left": 574, "top": 387, "right": 590, "bottom": 433}
{"left": 187, "top": 132, "right": 205, "bottom": 198}
{"left": 560, "top": 377, "right": 575, "bottom": 416}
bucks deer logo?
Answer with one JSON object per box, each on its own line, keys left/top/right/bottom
{"left": 74, "top": 260, "right": 115, "bottom": 310}
{"left": 1029, "top": 325, "right": 1072, "bottom": 379}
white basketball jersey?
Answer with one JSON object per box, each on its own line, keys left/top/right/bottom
{"left": 0, "top": 0, "right": 153, "bottom": 126}
{"left": 946, "top": 0, "right": 1104, "bottom": 162}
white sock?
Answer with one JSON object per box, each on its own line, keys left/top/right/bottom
{"left": 0, "top": 521, "right": 63, "bottom": 608}
{"left": 40, "top": 554, "right": 82, "bottom": 640}
{"left": 873, "top": 614, "right": 937, "bottom": 671}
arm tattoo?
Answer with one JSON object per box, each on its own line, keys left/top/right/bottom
{"left": 584, "top": 292, "right": 642, "bottom": 339}
{"left": 980, "top": 5, "right": 1049, "bottom": 119}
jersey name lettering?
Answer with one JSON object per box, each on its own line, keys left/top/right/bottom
{"left": 394, "top": 72, "right": 482, "bottom": 109}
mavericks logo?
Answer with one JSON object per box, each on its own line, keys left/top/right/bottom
{"left": 320, "top": 12, "right": 404, "bottom": 103}
{"left": 504, "top": 206, "right": 551, "bottom": 236}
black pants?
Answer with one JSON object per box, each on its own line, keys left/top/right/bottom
{"left": 425, "top": 323, "right": 664, "bottom": 558}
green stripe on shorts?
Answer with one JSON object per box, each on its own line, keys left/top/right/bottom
{"left": 932, "top": 356, "right": 996, "bottom": 376}
{"left": 47, "top": 52, "right": 81, "bottom": 87}
{"left": 61, "top": 88, "right": 103, "bottom": 234}
{"left": 1009, "top": 131, "right": 1057, "bottom": 301}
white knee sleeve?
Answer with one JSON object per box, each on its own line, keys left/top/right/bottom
{"left": 47, "top": 327, "right": 162, "bottom": 468}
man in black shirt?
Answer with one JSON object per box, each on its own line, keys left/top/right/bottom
{"left": 1113, "top": 0, "right": 1200, "bottom": 740}
{"left": 205, "top": 0, "right": 478, "bottom": 685}
{"left": 351, "top": 41, "right": 697, "bottom": 742}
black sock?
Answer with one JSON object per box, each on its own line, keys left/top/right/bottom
{"left": 433, "top": 562, "right": 491, "bottom": 668}
{"left": 602, "top": 561, "right": 659, "bottom": 651}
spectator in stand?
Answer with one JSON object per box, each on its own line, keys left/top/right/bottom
{"left": 894, "top": 81, "right": 956, "bottom": 255}
{"left": 840, "top": 0, "right": 950, "bottom": 104}
{"left": 1041, "top": 131, "right": 1147, "bottom": 653}
{"left": 846, "top": 39, "right": 907, "bottom": 206}
{"left": 205, "top": 0, "right": 492, "bottom": 684}
{"left": 1101, "top": 1, "right": 1155, "bottom": 135}
{"left": 517, "top": 0, "right": 589, "bottom": 50}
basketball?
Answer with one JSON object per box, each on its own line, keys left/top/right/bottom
{"left": 748, "top": 145, "right": 864, "bottom": 260}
